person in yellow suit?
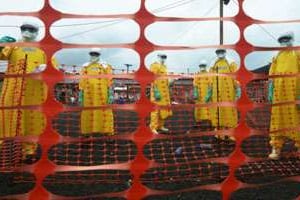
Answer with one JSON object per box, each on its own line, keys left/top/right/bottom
{"left": 150, "top": 54, "right": 172, "bottom": 134}
{"left": 79, "top": 48, "right": 114, "bottom": 135}
{"left": 268, "top": 32, "right": 300, "bottom": 160}
{"left": 0, "top": 22, "right": 48, "bottom": 160}
{"left": 193, "top": 60, "right": 212, "bottom": 123}
{"left": 206, "top": 49, "right": 240, "bottom": 140}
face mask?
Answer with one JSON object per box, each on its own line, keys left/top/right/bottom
{"left": 279, "top": 41, "right": 293, "bottom": 47}
{"left": 200, "top": 67, "right": 206, "bottom": 72}
{"left": 199, "top": 64, "right": 207, "bottom": 71}
{"left": 21, "top": 30, "right": 38, "bottom": 41}
{"left": 158, "top": 58, "right": 166, "bottom": 64}
{"left": 217, "top": 53, "right": 225, "bottom": 59}
{"left": 90, "top": 56, "right": 100, "bottom": 63}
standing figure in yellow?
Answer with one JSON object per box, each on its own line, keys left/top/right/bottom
{"left": 79, "top": 48, "right": 114, "bottom": 135}
{"left": 0, "top": 22, "right": 47, "bottom": 160}
{"left": 268, "top": 32, "right": 300, "bottom": 160}
{"left": 150, "top": 54, "right": 172, "bottom": 134}
{"left": 193, "top": 60, "right": 212, "bottom": 123}
{"left": 207, "top": 49, "right": 240, "bottom": 139}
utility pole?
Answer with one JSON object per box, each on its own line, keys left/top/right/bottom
{"left": 72, "top": 65, "right": 76, "bottom": 74}
{"left": 124, "top": 64, "right": 133, "bottom": 74}
{"left": 216, "top": 0, "right": 230, "bottom": 130}
{"left": 220, "top": 0, "right": 224, "bottom": 45}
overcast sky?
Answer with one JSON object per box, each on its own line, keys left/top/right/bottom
{"left": 0, "top": 0, "right": 300, "bottom": 73}
{"left": 145, "top": 49, "right": 240, "bottom": 73}
{"left": 54, "top": 48, "right": 140, "bottom": 73}
{"left": 51, "top": 18, "right": 140, "bottom": 45}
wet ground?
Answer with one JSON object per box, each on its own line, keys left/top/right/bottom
{"left": 0, "top": 110, "right": 299, "bottom": 199}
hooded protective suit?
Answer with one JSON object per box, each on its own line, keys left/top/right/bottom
{"left": 0, "top": 46, "right": 50, "bottom": 155}
{"left": 193, "top": 70, "right": 212, "bottom": 122}
{"left": 269, "top": 50, "right": 300, "bottom": 149}
{"left": 150, "top": 62, "right": 172, "bottom": 131}
{"left": 209, "top": 58, "right": 238, "bottom": 128}
{"left": 79, "top": 62, "right": 114, "bottom": 135}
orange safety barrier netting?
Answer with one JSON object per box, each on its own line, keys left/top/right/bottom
{"left": 0, "top": 0, "right": 300, "bottom": 200}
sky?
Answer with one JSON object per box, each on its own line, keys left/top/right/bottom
{"left": 50, "top": 0, "right": 141, "bottom": 15}
{"left": 145, "top": 21, "right": 240, "bottom": 46}
{"left": 54, "top": 48, "right": 140, "bottom": 73}
{"left": 145, "top": 49, "right": 240, "bottom": 73}
{"left": 50, "top": 18, "right": 140, "bottom": 45}
{"left": 0, "top": 0, "right": 300, "bottom": 73}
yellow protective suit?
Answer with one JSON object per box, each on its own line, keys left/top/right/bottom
{"left": 269, "top": 50, "right": 300, "bottom": 149}
{"left": 209, "top": 58, "right": 238, "bottom": 128}
{"left": 0, "top": 46, "right": 48, "bottom": 155}
{"left": 150, "top": 62, "right": 172, "bottom": 131}
{"left": 79, "top": 62, "right": 114, "bottom": 135}
{"left": 193, "top": 70, "right": 212, "bottom": 122}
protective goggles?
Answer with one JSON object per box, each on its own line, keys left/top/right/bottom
{"left": 20, "top": 25, "right": 38, "bottom": 33}
{"left": 89, "top": 52, "right": 101, "bottom": 56}
{"left": 158, "top": 55, "right": 167, "bottom": 59}
{"left": 215, "top": 49, "right": 226, "bottom": 54}
{"left": 278, "top": 36, "right": 293, "bottom": 43}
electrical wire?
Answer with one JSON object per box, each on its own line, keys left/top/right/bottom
{"left": 58, "top": 0, "right": 227, "bottom": 72}
{"left": 231, "top": 0, "right": 278, "bottom": 43}
{"left": 170, "top": 0, "right": 219, "bottom": 44}
{"left": 57, "top": 0, "right": 205, "bottom": 40}
{"left": 151, "top": 0, "right": 199, "bottom": 13}
{"left": 0, "top": 0, "right": 200, "bottom": 29}
{"left": 52, "top": 19, "right": 123, "bottom": 27}
{"left": 58, "top": 19, "right": 124, "bottom": 40}
{"left": 0, "top": 0, "right": 287, "bottom": 43}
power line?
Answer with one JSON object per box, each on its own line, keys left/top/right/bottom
{"left": 150, "top": 0, "right": 192, "bottom": 13}
{"left": 151, "top": 0, "right": 199, "bottom": 13}
{"left": 0, "top": 0, "right": 199, "bottom": 29}
{"left": 0, "top": 19, "right": 122, "bottom": 29}
{"left": 256, "top": 24, "right": 278, "bottom": 42}
{"left": 58, "top": 0, "right": 203, "bottom": 40}
{"left": 0, "top": 0, "right": 238, "bottom": 43}
{"left": 61, "top": 0, "right": 201, "bottom": 29}
{"left": 52, "top": 19, "right": 123, "bottom": 27}
{"left": 0, "top": 0, "right": 208, "bottom": 41}
{"left": 58, "top": 19, "right": 124, "bottom": 40}
{"left": 231, "top": 0, "right": 278, "bottom": 43}
{"left": 170, "top": 1, "right": 219, "bottom": 44}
